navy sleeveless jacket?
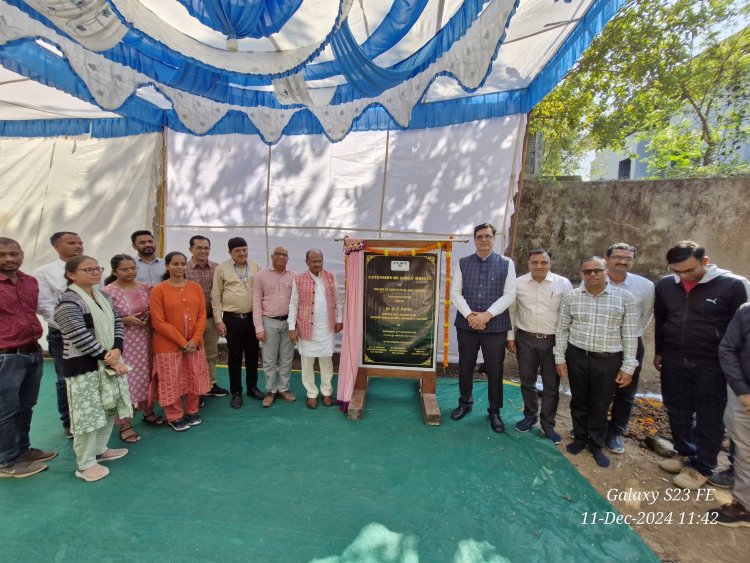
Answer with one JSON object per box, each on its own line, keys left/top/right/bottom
{"left": 454, "top": 252, "right": 512, "bottom": 333}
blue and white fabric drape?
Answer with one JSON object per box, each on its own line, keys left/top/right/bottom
{"left": 0, "top": 0, "right": 626, "bottom": 141}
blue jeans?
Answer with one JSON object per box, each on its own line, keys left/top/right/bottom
{"left": 0, "top": 350, "right": 43, "bottom": 466}
{"left": 47, "top": 329, "right": 70, "bottom": 427}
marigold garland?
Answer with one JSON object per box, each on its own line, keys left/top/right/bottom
{"left": 443, "top": 240, "right": 453, "bottom": 368}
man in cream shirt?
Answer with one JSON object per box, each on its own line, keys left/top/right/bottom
{"left": 508, "top": 248, "right": 572, "bottom": 444}
{"left": 211, "top": 237, "right": 264, "bottom": 409}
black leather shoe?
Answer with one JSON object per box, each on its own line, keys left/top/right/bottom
{"left": 230, "top": 393, "right": 243, "bottom": 409}
{"left": 488, "top": 410, "right": 505, "bottom": 433}
{"left": 450, "top": 404, "right": 472, "bottom": 420}
{"left": 247, "top": 387, "right": 265, "bottom": 400}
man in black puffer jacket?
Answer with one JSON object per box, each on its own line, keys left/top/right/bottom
{"left": 654, "top": 241, "right": 750, "bottom": 490}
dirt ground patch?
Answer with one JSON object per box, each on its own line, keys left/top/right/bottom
{"left": 498, "top": 327, "right": 745, "bottom": 563}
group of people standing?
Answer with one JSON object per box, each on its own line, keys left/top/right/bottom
{"left": 2, "top": 223, "right": 750, "bottom": 528}
{"left": 451, "top": 223, "right": 750, "bottom": 528}
{"left": 0, "top": 230, "right": 342, "bottom": 483}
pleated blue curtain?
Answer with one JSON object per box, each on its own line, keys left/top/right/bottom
{"left": 176, "top": 0, "right": 302, "bottom": 39}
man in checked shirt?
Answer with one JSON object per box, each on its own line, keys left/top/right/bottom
{"left": 554, "top": 256, "right": 638, "bottom": 468}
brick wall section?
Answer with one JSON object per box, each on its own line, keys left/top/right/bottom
{"left": 512, "top": 175, "right": 750, "bottom": 283}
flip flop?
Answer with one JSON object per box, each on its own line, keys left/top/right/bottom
{"left": 142, "top": 413, "right": 165, "bottom": 426}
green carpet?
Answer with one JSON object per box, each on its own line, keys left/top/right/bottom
{"left": 1, "top": 362, "right": 656, "bottom": 562}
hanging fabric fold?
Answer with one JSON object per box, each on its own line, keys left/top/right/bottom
{"left": 176, "top": 0, "right": 302, "bottom": 39}
{"left": 330, "top": 21, "right": 414, "bottom": 98}
{"left": 305, "top": 0, "right": 429, "bottom": 81}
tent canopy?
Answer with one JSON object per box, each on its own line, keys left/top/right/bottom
{"left": 0, "top": 0, "right": 624, "bottom": 143}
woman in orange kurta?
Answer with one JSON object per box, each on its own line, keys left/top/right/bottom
{"left": 150, "top": 252, "right": 210, "bottom": 432}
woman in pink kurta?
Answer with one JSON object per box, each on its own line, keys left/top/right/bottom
{"left": 103, "top": 254, "right": 162, "bottom": 442}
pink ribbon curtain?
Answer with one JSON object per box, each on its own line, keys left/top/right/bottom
{"left": 336, "top": 238, "right": 364, "bottom": 411}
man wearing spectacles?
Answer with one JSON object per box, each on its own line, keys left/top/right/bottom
{"left": 554, "top": 256, "right": 638, "bottom": 468}
{"left": 654, "top": 241, "right": 750, "bottom": 490}
{"left": 450, "top": 223, "right": 516, "bottom": 433}
{"left": 212, "top": 237, "right": 264, "bottom": 409}
{"left": 253, "top": 247, "right": 297, "bottom": 408}
{"left": 34, "top": 231, "right": 84, "bottom": 439}
{"left": 603, "top": 243, "right": 655, "bottom": 455}
{"left": 186, "top": 235, "right": 229, "bottom": 399}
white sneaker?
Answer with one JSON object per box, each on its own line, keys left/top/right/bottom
{"left": 658, "top": 457, "right": 683, "bottom": 474}
{"left": 673, "top": 467, "right": 708, "bottom": 490}
{"left": 75, "top": 463, "right": 110, "bottom": 482}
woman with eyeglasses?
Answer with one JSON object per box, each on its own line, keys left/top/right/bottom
{"left": 150, "top": 251, "right": 210, "bottom": 432}
{"left": 103, "top": 254, "right": 162, "bottom": 442}
{"left": 53, "top": 255, "right": 132, "bottom": 482}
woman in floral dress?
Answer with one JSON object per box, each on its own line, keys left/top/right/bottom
{"left": 103, "top": 254, "right": 162, "bottom": 442}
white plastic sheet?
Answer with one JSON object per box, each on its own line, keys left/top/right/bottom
{"left": 0, "top": 133, "right": 161, "bottom": 271}
{"left": 165, "top": 115, "right": 526, "bottom": 359}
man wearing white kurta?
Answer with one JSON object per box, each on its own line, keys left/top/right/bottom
{"left": 289, "top": 250, "right": 344, "bottom": 409}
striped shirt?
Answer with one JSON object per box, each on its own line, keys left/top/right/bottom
{"left": 554, "top": 283, "right": 639, "bottom": 374}
{"left": 53, "top": 289, "right": 124, "bottom": 377}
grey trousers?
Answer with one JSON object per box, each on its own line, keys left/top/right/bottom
{"left": 725, "top": 388, "right": 750, "bottom": 509}
{"left": 261, "top": 317, "right": 294, "bottom": 393}
{"left": 516, "top": 329, "right": 559, "bottom": 429}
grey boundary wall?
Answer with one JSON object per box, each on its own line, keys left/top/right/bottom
{"left": 512, "top": 175, "right": 750, "bottom": 283}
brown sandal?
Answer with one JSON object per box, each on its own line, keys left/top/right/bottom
{"left": 119, "top": 424, "right": 141, "bottom": 443}
{"left": 142, "top": 413, "right": 165, "bottom": 426}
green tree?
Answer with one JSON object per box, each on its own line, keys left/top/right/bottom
{"left": 530, "top": 0, "right": 750, "bottom": 178}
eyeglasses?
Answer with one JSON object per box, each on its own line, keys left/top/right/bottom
{"left": 581, "top": 268, "right": 606, "bottom": 276}
{"left": 116, "top": 266, "right": 137, "bottom": 273}
{"left": 475, "top": 235, "right": 494, "bottom": 240}
{"left": 77, "top": 267, "right": 104, "bottom": 274}
{"left": 670, "top": 266, "right": 701, "bottom": 276}
{"left": 273, "top": 252, "right": 288, "bottom": 257}
{"left": 609, "top": 255, "right": 634, "bottom": 263}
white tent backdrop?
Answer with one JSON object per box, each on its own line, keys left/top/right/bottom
{"left": 0, "top": 116, "right": 522, "bottom": 360}
{"left": 0, "top": 133, "right": 161, "bottom": 270}
{"left": 165, "top": 114, "right": 526, "bottom": 360}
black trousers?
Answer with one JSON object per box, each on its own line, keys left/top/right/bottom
{"left": 660, "top": 353, "right": 727, "bottom": 476}
{"left": 608, "top": 337, "right": 644, "bottom": 436}
{"left": 566, "top": 345, "right": 621, "bottom": 450}
{"left": 223, "top": 313, "right": 260, "bottom": 396}
{"left": 456, "top": 328, "right": 506, "bottom": 411}
{"left": 516, "top": 329, "right": 559, "bottom": 429}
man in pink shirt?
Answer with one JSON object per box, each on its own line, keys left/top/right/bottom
{"left": 253, "top": 247, "right": 297, "bottom": 408}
